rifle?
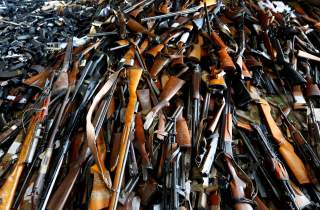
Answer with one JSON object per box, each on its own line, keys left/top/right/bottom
{"left": 37, "top": 58, "right": 104, "bottom": 210}
{"left": 12, "top": 108, "right": 58, "bottom": 209}
{"left": 0, "top": 77, "right": 52, "bottom": 210}
{"left": 236, "top": 127, "right": 281, "bottom": 200}
{"left": 191, "top": 64, "right": 201, "bottom": 147}
{"left": 86, "top": 70, "right": 120, "bottom": 188}
{"left": 162, "top": 106, "right": 183, "bottom": 210}
{"left": 258, "top": 99, "right": 312, "bottom": 185}
{"left": 222, "top": 93, "right": 255, "bottom": 210}
{"left": 31, "top": 39, "right": 74, "bottom": 209}
{"left": 273, "top": 39, "right": 306, "bottom": 86}
{"left": 251, "top": 124, "right": 311, "bottom": 210}
{"left": 108, "top": 67, "right": 142, "bottom": 210}
{"left": 279, "top": 106, "right": 320, "bottom": 179}
{"left": 235, "top": 10, "right": 251, "bottom": 80}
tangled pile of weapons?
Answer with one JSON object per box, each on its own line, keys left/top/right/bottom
{"left": 1, "top": 0, "right": 320, "bottom": 209}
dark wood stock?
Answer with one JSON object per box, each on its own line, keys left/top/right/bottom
{"left": 225, "top": 157, "right": 254, "bottom": 210}
{"left": 305, "top": 76, "right": 320, "bottom": 97}
{"left": 23, "top": 70, "right": 52, "bottom": 89}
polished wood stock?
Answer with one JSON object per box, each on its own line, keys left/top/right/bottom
{"left": 258, "top": 99, "right": 311, "bottom": 184}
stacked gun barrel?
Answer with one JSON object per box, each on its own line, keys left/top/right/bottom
{"left": 1, "top": 0, "right": 320, "bottom": 209}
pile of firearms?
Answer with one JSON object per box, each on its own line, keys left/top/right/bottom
{"left": 1, "top": 0, "right": 320, "bottom": 209}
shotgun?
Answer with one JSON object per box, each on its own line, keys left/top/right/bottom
{"left": 108, "top": 67, "right": 142, "bottom": 210}
{"left": 223, "top": 92, "right": 255, "bottom": 210}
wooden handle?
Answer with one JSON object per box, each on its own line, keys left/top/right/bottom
{"left": 259, "top": 99, "right": 311, "bottom": 185}
{"left": 150, "top": 56, "right": 170, "bottom": 78}
{"left": 160, "top": 76, "right": 185, "bottom": 102}
{"left": 188, "top": 44, "right": 202, "bottom": 62}
{"left": 218, "top": 48, "right": 235, "bottom": 71}
{"left": 135, "top": 113, "right": 150, "bottom": 165}
{"left": 109, "top": 68, "right": 142, "bottom": 210}
{"left": 211, "top": 32, "right": 226, "bottom": 49}
{"left": 0, "top": 120, "right": 37, "bottom": 210}
{"left": 146, "top": 44, "right": 164, "bottom": 58}
{"left": 137, "top": 89, "right": 152, "bottom": 112}
{"left": 176, "top": 114, "right": 191, "bottom": 147}
{"left": 226, "top": 157, "right": 254, "bottom": 210}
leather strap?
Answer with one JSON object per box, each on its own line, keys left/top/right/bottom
{"left": 86, "top": 71, "right": 120, "bottom": 189}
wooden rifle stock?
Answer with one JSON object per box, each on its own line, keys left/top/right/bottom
{"left": 252, "top": 124, "right": 311, "bottom": 209}
{"left": 0, "top": 93, "right": 50, "bottom": 210}
{"left": 108, "top": 67, "right": 142, "bottom": 210}
{"left": 136, "top": 89, "right": 152, "bottom": 112}
{"left": 279, "top": 108, "right": 320, "bottom": 178}
{"left": 46, "top": 137, "right": 89, "bottom": 210}
{"left": 144, "top": 76, "right": 185, "bottom": 129}
{"left": 146, "top": 44, "right": 164, "bottom": 58}
{"left": 135, "top": 112, "right": 151, "bottom": 168}
{"left": 209, "top": 66, "right": 226, "bottom": 89}
{"left": 53, "top": 38, "right": 73, "bottom": 94}
{"left": 23, "top": 70, "right": 53, "bottom": 89}
{"left": 86, "top": 71, "right": 121, "bottom": 188}
{"left": 223, "top": 95, "right": 254, "bottom": 210}
{"left": 127, "top": 18, "right": 155, "bottom": 38}
{"left": 225, "top": 157, "right": 254, "bottom": 210}
{"left": 176, "top": 112, "right": 191, "bottom": 147}
{"left": 211, "top": 31, "right": 235, "bottom": 71}
{"left": 188, "top": 34, "right": 204, "bottom": 62}
{"left": 258, "top": 99, "right": 311, "bottom": 185}
{"left": 150, "top": 55, "right": 170, "bottom": 78}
